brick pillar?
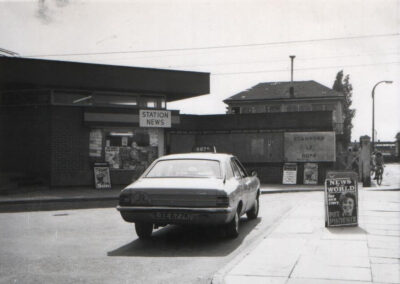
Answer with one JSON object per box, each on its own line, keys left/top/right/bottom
{"left": 359, "top": 135, "right": 371, "bottom": 187}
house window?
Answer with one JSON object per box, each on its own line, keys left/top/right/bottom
{"left": 268, "top": 105, "right": 281, "bottom": 113}
{"left": 286, "top": 104, "right": 298, "bottom": 112}
{"left": 325, "top": 104, "right": 335, "bottom": 111}
{"left": 299, "top": 104, "right": 312, "bottom": 111}
{"left": 231, "top": 107, "right": 240, "bottom": 114}
{"left": 312, "top": 104, "right": 325, "bottom": 111}
{"left": 242, "top": 106, "right": 256, "bottom": 113}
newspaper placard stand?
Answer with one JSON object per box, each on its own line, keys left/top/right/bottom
{"left": 93, "top": 162, "right": 111, "bottom": 189}
{"left": 325, "top": 171, "right": 358, "bottom": 227}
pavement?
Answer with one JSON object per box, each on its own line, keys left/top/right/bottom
{"left": 0, "top": 164, "right": 399, "bottom": 283}
{"left": 212, "top": 189, "right": 400, "bottom": 284}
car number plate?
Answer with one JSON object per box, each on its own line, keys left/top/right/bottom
{"left": 153, "top": 212, "right": 193, "bottom": 221}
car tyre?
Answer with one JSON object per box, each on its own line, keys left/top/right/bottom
{"left": 225, "top": 211, "right": 239, "bottom": 238}
{"left": 135, "top": 222, "right": 153, "bottom": 240}
{"left": 246, "top": 196, "right": 259, "bottom": 220}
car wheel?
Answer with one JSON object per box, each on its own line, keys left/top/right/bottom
{"left": 246, "top": 196, "right": 259, "bottom": 220}
{"left": 225, "top": 211, "right": 239, "bottom": 238}
{"left": 135, "top": 222, "right": 153, "bottom": 240}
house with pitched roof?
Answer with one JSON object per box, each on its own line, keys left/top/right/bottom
{"left": 224, "top": 80, "right": 345, "bottom": 138}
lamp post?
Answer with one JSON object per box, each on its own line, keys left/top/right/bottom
{"left": 372, "top": 80, "right": 393, "bottom": 150}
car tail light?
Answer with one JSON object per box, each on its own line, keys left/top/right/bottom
{"left": 216, "top": 196, "right": 229, "bottom": 207}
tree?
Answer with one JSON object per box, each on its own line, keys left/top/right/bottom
{"left": 332, "top": 70, "right": 355, "bottom": 147}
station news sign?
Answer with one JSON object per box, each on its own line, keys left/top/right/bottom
{"left": 139, "top": 110, "right": 171, "bottom": 128}
{"left": 325, "top": 171, "right": 358, "bottom": 227}
{"left": 284, "top": 132, "right": 335, "bottom": 162}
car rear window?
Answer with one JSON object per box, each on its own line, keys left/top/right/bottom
{"left": 145, "top": 159, "right": 222, "bottom": 178}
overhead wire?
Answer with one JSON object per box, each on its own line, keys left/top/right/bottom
{"left": 24, "top": 32, "right": 399, "bottom": 58}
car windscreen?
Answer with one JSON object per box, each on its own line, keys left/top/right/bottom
{"left": 145, "top": 159, "right": 222, "bottom": 178}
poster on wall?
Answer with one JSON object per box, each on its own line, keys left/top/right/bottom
{"left": 89, "top": 129, "right": 103, "bottom": 157}
{"left": 282, "top": 163, "right": 297, "bottom": 184}
{"left": 304, "top": 163, "right": 318, "bottom": 184}
{"left": 105, "top": 146, "right": 120, "bottom": 169}
{"left": 325, "top": 171, "right": 358, "bottom": 227}
{"left": 148, "top": 129, "right": 159, "bottom": 147}
{"left": 94, "top": 165, "right": 111, "bottom": 189}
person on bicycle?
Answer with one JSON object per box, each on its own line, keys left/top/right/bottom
{"left": 373, "top": 151, "right": 384, "bottom": 180}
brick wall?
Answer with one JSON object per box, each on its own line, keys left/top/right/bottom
{"left": 0, "top": 105, "right": 51, "bottom": 180}
{"left": 50, "top": 106, "right": 92, "bottom": 186}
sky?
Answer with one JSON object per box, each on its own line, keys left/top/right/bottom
{"left": 1, "top": 0, "right": 399, "bottom": 141}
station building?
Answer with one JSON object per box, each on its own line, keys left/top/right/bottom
{"left": 0, "top": 57, "right": 209, "bottom": 187}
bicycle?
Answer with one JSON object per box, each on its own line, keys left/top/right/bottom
{"left": 375, "top": 166, "right": 384, "bottom": 185}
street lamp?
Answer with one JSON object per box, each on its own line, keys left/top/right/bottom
{"left": 372, "top": 80, "right": 393, "bottom": 150}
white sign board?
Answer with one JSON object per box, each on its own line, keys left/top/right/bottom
{"left": 139, "top": 110, "right": 171, "bottom": 128}
{"left": 283, "top": 163, "right": 297, "bottom": 184}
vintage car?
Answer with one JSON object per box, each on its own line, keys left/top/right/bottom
{"left": 117, "top": 153, "right": 260, "bottom": 239}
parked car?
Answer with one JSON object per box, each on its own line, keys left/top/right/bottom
{"left": 117, "top": 153, "right": 260, "bottom": 239}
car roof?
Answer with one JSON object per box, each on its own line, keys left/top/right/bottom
{"left": 157, "top": 152, "right": 234, "bottom": 162}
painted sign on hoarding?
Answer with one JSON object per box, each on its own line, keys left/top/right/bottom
{"left": 282, "top": 163, "right": 297, "bottom": 184}
{"left": 284, "top": 132, "right": 336, "bottom": 162}
{"left": 325, "top": 171, "right": 358, "bottom": 227}
{"left": 139, "top": 110, "right": 171, "bottom": 128}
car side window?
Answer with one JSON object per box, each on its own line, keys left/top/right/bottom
{"left": 234, "top": 159, "right": 248, "bottom": 177}
{"left": 230, "top": 160, "right": 242, "bottom": 179}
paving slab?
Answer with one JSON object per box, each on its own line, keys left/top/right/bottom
{"left": 228, "top": 238, "right": 307, "bottom": 277}
{"left": 225, "top": 275, "right": 287, "bottom": 284}
{"left": 290, "top": 258, "right": 372, "bottom": 282}
{"left": 371, "top": 263, "right": 400, "bottom": 283}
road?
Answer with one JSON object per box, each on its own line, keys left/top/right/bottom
{"left": 0, "top": 192, "right": 311, "bottom": 284}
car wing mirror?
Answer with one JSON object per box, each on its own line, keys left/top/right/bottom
{"left": 251, "top": 171, "right": 257, "bottom": 177}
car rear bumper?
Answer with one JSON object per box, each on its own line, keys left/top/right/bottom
{"left": 117, "top": 205, "right": 234, "bottom": 225}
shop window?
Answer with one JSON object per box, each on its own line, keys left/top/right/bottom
{"left": 96, "top": 95, "right": 137, "bottom": 106}
{"left": 104, "top": 130, "right": 158, "bottom": 172}
{"left": 161, "top": 100, "right": 166, "bottom": 109}
{"left": 146, "top": 100, "right": 157, "bottom": 108}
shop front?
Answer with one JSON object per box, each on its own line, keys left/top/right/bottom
{"left": 85, "top": 109, "right": 177, "bottom": 185}
{"left": 0, "top": 57, "right": 209, "bottom": 188}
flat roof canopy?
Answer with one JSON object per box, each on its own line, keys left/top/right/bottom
{"left": 0, "top": 57, "right": 210, "bottom": 102}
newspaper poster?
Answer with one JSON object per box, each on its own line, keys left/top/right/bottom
{"left": 105, "top": 146, "right": 120, "bottom": 169}
{"left": 89, "top": 129, "right": 103, "bottom": 157}
{"left": 282, "top": 163, "right": 297, "bottom": 184}
{"left": 94, "top": 166, "right": 111, "bottom": 189}
{"left": 304, "top": 163, "right": 318, "bottom": 184}
{"left": 325, "top": 171, "right": 358, "bottom": 227}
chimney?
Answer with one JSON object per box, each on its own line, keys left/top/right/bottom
{"left": 289, "top": 55, "right": 295, "bottom": 98}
